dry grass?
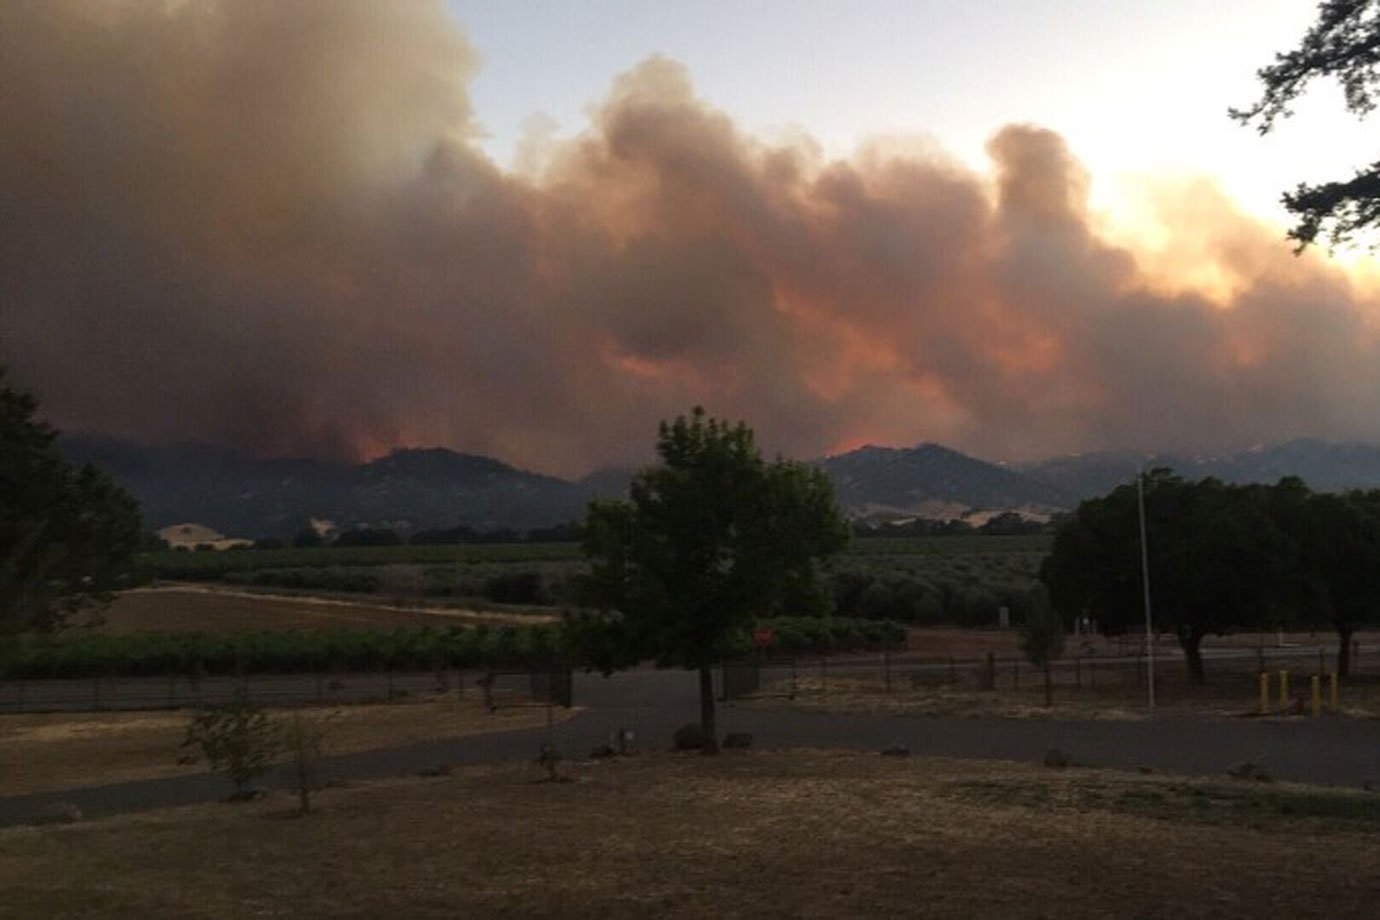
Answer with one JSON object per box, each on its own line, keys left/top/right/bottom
{"left": 0, "top": 696, "right": 574, "bottom": 796}
{"left": 100, "top": 586, "right": 553, "bottom": 634}
{"left": 2, "top": 750, "right": 1378, "bottom": 918}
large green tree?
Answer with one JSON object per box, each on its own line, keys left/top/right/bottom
{"left": 1, "top": 368, "right": 142, "bottom": 635}
{"left": 1042, "top": 472, "right": 1290, "bottom": 683}
{"left": 580, "top": 408, "right": 849, "bottom": 753}
{"left": 1232, "top": 1, "right": 1380, "bottom": 250}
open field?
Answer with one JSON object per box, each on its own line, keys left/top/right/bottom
{"left": 99, "top": 587, "right": 555, "bottom": 634}
{"left": 2, "top": 750, "right": 1377, "bottom": 918}
{"left": 0, "top": 695, "right": 572, "bottom": 797}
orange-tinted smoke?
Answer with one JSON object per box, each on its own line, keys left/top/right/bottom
{"left": 3, "top": 2, "right": 1379, "bottom": 475}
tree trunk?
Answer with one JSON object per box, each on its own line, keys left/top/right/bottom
{"left": 1043, "top": 661, "right": 1052, "bottom": 708}
{"left": 698, "top": 666, "right": 719, "bottom": 755}
{"left": 1336, "top": 625, "right": 1354, "bottom": 679}
{"left": 1180, "top": 633, "right": 1205, "bottom": 685}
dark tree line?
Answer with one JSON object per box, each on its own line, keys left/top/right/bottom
{"left": 2, "top": 369, "right": 142, "bottom": 637}
{"left": 1043, "top": 471, "right": 1380, "bottom": 682}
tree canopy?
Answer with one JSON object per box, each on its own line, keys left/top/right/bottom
{"left": 1043, "top": 471, "right": 1380, "bottom": 682}
{"left": 579, "top": 408, "right": 849, "bottom": 752}
{"left": 1, "top": 368, "right": 142, "bottom": 635}
{"left": 1042, "top": 472, "right": 1292, "bottom": 682}
{"left": 1232, "top": 1, "right": 1380, "bottom": 250}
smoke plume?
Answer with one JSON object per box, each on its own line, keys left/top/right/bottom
{"left": 4, "top": 1, "right": 1379, "bottom": 475}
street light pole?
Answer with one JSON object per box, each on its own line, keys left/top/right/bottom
{"left": 1137, "top": 463, "right": 1156, "bottom": 711}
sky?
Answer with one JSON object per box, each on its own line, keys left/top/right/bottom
{"left": 452, "top": 0, "right": 1371, "bottom": 237}
{"left": 3, "top": 0, "right": 1380, "bottom": 477}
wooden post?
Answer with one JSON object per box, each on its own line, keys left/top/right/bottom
{"left": 1278, "top": 670, "right": 1289, "bottom": 713}
{"left": 1311, "top": 675, "right": 1322, "bottom": 719}
{"left": 1259, "top": 671, "right": 1270, "bottom": 714}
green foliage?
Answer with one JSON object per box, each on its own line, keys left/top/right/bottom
{"left": 0, "top": 616, "right": 894, "bottom": 679}
{"left": 182, "top": 695, "right": 283, "bottom": 796}
{"left": 1231, "top": 2, "right": 1380, "bottom": 250}
{"left": 1043, "top": 472, "right": 1294, "bottom": 681}
{"left": 1, "top": 368, "right": 142, "bottom": 635}
{"left": 581, "top": 408, "right": 850, "bottom": 670}
{"left": 141, "top": 541, "right": 583, "bottom": 579}
{"left": 1248, "top": 480, "right": 1380, "bottom": 675}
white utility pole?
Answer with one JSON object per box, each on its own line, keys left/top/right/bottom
{"left": 1137, "top": 464, "right": 1155, "bottom": 710}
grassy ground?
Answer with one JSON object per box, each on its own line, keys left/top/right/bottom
{"left": 2, "top": 750, "right": 1377, "bottom": 918}
{"left": 748, "top": 667, "right": 1380, "bottom": 720}
{"left": 0, "top": 695, "right": 573, "bottom": 796}
{"left": 99, "top": 586, "right": 555, "bottom": 634}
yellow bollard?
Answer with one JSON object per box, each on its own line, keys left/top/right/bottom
{"left": 1330, "top": 671, "right": 1339, "bottom": 715}
{"left": 1259, "top": 672, "right": 1270, "bottom": 714}
{"left": 1311, "top": 675, "right": 1321, "bottom": 719}
{"left": 1279, "top": 670, "right": 1290, "bottom": 713}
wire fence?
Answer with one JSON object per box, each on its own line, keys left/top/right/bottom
{"left": 722, "top": 640, "right": 1378, "bottom": 703}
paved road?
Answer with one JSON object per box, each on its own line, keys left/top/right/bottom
{"left": 2, "top": 667, "right": 1379, "bottom": 827}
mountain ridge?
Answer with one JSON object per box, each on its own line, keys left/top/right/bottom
{"left": 60, "top": 433, "right": 1380, "bottom": 538}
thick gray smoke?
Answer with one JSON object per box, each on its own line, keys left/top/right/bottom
{"left": 4, "top": 1, "right": 1379, "bottom": 474}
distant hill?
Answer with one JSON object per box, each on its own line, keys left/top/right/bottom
{"left": 817, "top": 443, "right": 1073, "bottom": 520}
{"left": 1020, "top": 439, "right": 1380, "bottom": 501}
{"left": 60, "top": 435, "right": 587, "bottom": 537}
{"left": 61, "top": 434, "right": 1380, "bottom": 538}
